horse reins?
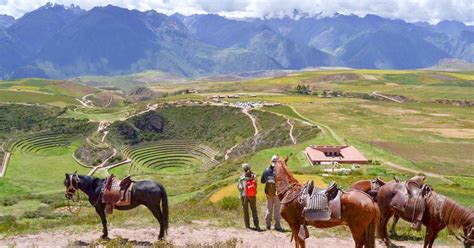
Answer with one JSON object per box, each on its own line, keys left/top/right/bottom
{"left": 66, "top": 174, "right": 82, "bottom": 215}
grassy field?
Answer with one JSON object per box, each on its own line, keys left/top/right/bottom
{"left": 0, "top": 78, "right": 99, "bottom": 107}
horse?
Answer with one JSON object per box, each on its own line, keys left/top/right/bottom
{"left": 275, "top": 158, "right": 380, "bottom": 248}
{"left": 64, "top": 172, "right": 169, "bottom": 240}
{"left": 349, "top": 176, "right": 405, "bottom": 238}
{"left": 377, "top": 179, "right": 474, "bottom": 247}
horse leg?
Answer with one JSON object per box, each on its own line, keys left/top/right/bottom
{"left": 349, "top": 224, "right": 365, "bottom": 248}
{"left": 146, "top": 204, "right": 165, "bottom": 240}
{"left": 95, "top": 206, "right": 108, "bottom": 239}
{"left": 389, "top": 214, "right": 399, "bottom": 238}
{"left": 380, "top": 210, "right": 395, "bottom": 247}
{"left": 424, "top": 227, "right": 441, "bottom": 248}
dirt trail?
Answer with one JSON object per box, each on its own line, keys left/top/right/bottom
{"left": 77, "top": 93, "right": 95, "bottom": 108}
{"left": 242, "top": 108, "right": 259, "bottom": 136}
{"left": 0, "top": 152, "right": 10, "bottom": 177}
{"left": 288, "top": 106, "right": 344, "bottom": 145}
{"left": 371, "top": 92, "right": 404, "bottom": 103}
{"left": 88, "top": 148, "right": 117, "bottom": 176}
{"left": 383, "top": 160, "right": 452, "bottom": 184}
{"left": 287, "top": 119, "right": 297, "bottom": 144}
{"left": 0, "top": 225, "right": 443, "bottom": 248}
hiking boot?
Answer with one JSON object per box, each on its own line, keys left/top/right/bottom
{"left": 275, "top": 227, "right": 284, "bottom": 232}
{"left": 266, "top": 225, "right": 271, "bottom": 230}
{"left": 255, "top": 226, "right": 262, "bottom": 232}
{"left": 411, "top": 221, "right": 422, "bottom": 231}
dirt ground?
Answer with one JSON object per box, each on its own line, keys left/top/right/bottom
{"left": 0, "top": 225, "right": 452, "bottom": 247}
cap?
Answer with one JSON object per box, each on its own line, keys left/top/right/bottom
{"left": 271, "top": 155, "right": 279, "bottom": 162}
{"left": 242, "top": 163, "right": 250, "bottom": 171}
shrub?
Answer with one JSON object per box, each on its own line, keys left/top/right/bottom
{"left": 22, "top": 205, "right": 63, "bottom": 219}
{"left": 0, "top": 197, "right": 18, "bottom": 206}
{"left": 217, "top": 196, "right": 240, "bottom": 210}
{"left": 0, "top": 215, "right": 17, "bottom": 232}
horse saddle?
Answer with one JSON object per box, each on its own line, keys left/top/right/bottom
{"left": 301, "top": 181, "right": 342, "bottom": 221}
{"left": 102, "top": 175, "right": 134, "bottom": 213}
{"left": 390, "top": 182, "right": 431, "bottom": 230}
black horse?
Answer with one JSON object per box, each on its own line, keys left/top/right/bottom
{"left": 64, "top": 173, "right": 169, "bottom": 240}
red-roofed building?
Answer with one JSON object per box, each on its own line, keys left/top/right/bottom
{"left": 305, "top": 145, "right": 368, "bottom": 165}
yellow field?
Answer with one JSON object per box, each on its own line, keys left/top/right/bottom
{"left": 209, "top": 174, "right": 326, "bottom": 203}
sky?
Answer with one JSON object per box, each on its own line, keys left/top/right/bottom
{"left": 0, "top": 0, "right": 473, "bottom": 24}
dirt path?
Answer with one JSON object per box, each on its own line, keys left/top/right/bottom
{"left": 224, "top": 144, "right": 239, "bottom": 160}
{"left": 242, "top": 108, "right": 259, "bottom": 136}
{"left": 287, "top": 119, "right": 297, "bottom": 144}
{"left": 0, "top": 225, "right": 445, "bottom": 248}
{"left": 77, "top": 93, "right": 95, "bottom": 108}
{"left": 371, "top": 92, "right": 404, "bottom": 103}
{"left": 383, "top": 160, "right": 452, "bottom": 184}
{"left": 288, "top": 105, "right": 344, "bottom": 145}
{"left": 0, "top": 152, "right": 10, "bottom": 177}
{"left": 88, "top": 148, "right": 117, "bottom": 176}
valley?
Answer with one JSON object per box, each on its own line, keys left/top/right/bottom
{"left": 0, "top": 68, "right": 472, "bottom": 247}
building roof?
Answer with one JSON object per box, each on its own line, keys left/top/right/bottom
{"left": 305, "top": 145, "right": 367, "bottom": 163}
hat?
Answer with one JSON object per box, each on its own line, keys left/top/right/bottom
{"left": 271, "top": 155, "right": 279, "bottom": 162}
{"left": 242, "top": 163, "right": 250, "bottom": 171}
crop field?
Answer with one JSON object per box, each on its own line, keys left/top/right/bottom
{"left": 123, "top": 140, "right": 219, "bottom": 174}
{"left": 0, "top": 78, "right": 99, "bottom": 107}
{"left": 0, "top": 90, "right": 79, "bottom": 107}
{"left": 291, "top": 99, "right": 473, "bottom": 175}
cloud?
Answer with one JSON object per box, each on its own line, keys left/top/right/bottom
{"left": 0, "top": 0, "right": 473, "bottom": 24}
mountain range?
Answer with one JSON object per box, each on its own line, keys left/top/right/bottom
{"left": 0, "top": 3, "right": 473, "bottom": 79}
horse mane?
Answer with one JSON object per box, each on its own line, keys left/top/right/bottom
{"left": 434, "top": 192, "right": 474, "bottom": 229}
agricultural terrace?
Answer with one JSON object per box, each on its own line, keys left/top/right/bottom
{"left": 9, "top": 133, "right": 74, "bottom": 154}
{"left": 123, "top": 140, "right": 219, "bottom": 175}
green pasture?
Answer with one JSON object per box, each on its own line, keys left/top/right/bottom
{"left": 0, "top": 91, "right": 78, "bottom": 107}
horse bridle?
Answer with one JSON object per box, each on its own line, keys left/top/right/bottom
{"left": 65, "top": 173, "right": 80, "bottom": 198}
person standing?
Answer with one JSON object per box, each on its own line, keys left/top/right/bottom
{"left": 238, "top": 163, "right": 260, "bottom": 230}
{"left": 261, "top": 155, "right": 282, "bottom": 231}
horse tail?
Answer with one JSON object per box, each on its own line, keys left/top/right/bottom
{"left": 159, "top": 183, "right": 169, "bottom": 234}
{"left": 364, "top": 201, "right": 380, "bottom": 248}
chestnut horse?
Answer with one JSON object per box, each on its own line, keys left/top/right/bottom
{"left": 275, "top": 158, "right": 380, "bottom": 248}
{"left": 349, "top": 176, "right": 403, "bottom": 238}
{"left": 377, "top": 180, "right": 474, "bottom": 247}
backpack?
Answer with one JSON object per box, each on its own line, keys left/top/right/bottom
{"left": 245, "top": 177, "right": 257, "bottom": 197}
{"left": 265, "top": 176, "right": 276, "bottom": 196}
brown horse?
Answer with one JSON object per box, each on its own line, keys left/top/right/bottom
{"left": 275, "top": 158, "right": 380, "bottom": 248}
{"left": 349, "top": 176, "right": 401, "bottom": 237}
{"left": 377, "top": 179, "right": 474, "bottom": 247}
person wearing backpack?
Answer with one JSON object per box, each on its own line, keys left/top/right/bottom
{"left": 261, "top": 155, "right": 282, "bottom": 231}
{"left": 238, "top": 163, "right": 260, "bottom": 230}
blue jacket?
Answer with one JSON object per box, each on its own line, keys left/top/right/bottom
{"left": 261, "top": 165, "right": 276, "bottom": 184}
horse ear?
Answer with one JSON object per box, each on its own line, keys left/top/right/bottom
{"left": 65, "top": 173, "right": 69, "bottom": 178}
{"left": 284, "top": 156, "right": 289, "bottom": 163}
{"left": 74, "top": 171, "right": 77, "bottom": 175}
